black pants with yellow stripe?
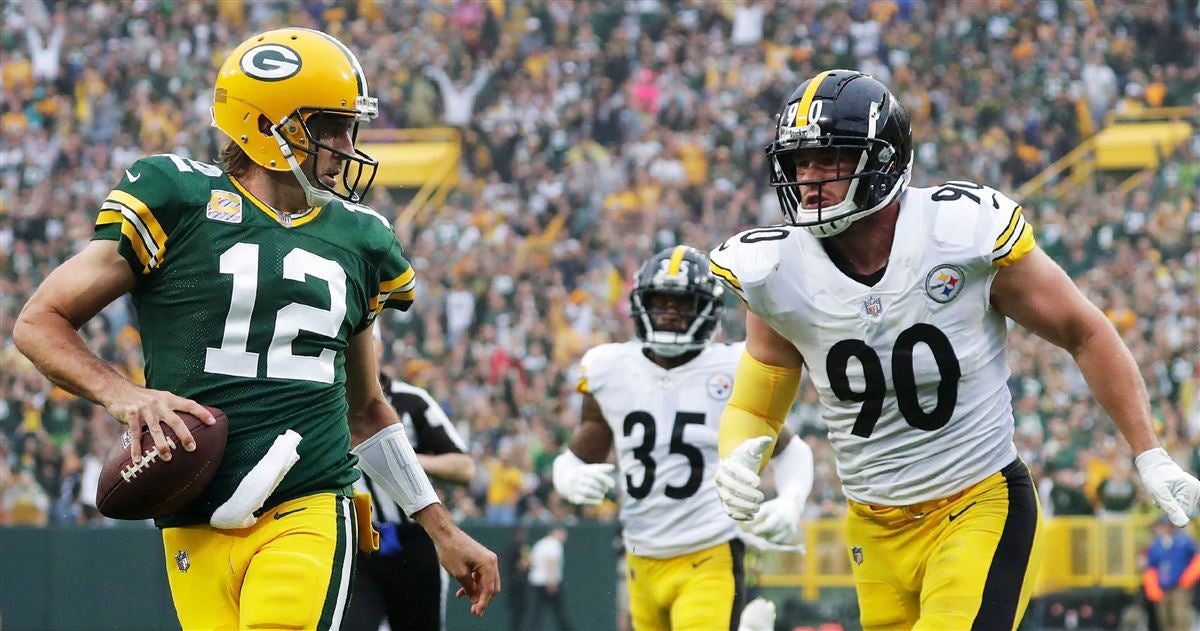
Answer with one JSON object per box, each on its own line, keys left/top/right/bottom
{"left": 845, "top": 459, "right": 1045, "bottom": 631}
{"left": 161, "top": 493, "right": 357, "bottom": 630}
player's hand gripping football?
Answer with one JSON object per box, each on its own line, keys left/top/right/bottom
{"left": 1135, "top": 447, "right": 1200, "bottom": 527}
{"left": 102, "top": 383, "right": 217, "bottom": 463}
{"left": 554, "top": 460, "right": 616, "bottom": 505}
{"left": 716, "top": 436, "right": 772, "bottom": 521}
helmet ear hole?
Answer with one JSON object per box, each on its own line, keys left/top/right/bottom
{"left": 257, "top": 115, "right": 273, "bottom": 136}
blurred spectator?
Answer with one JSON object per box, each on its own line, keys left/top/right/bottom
{"left": 529, "top": 526, "right": 572, "bottom": 631}
{"left": 1047, "top": 462, "right": 1096, "bottom": 517}
{"left": 1, "top": 469, "right": 49, "bottom": 525}
{"left": 423, "top": 60, "right": 493, "bottom": 127}
{"left": 485, "top": 446, "right": 528, "bottom": 525}
{"left": 1096, "top": 459, "right": 1139, "bottom": 517}
{"left": 1142, "top": 517, "right": 1200, "bottom": 631}
{"left": 505, "top": 526, "right": 533, "bottom": 631}
{"left": 0, "top": 0, "right": 1197, "bottom": 527}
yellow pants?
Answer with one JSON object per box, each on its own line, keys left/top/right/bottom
{"left": 626, "top": 539, "right": 745, "bottom": 631}
{"left": 845, "top": 459, "right": 1045, "bottom": 631}
{"left": 161, "top": 493, "right": 357, "bottom": 630}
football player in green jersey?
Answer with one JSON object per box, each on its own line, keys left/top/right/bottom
{"left": 13, "top": 28, "right": 499, "bottom": 629}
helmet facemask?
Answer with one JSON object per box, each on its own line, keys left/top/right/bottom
{"left": 766, "top": 81, "right": 913, "bottom": 238}
{"left": 630, "top": 248, "right": 724, "bottom": 358}
{"left": 632, "top": 289, "right": 722, "bottom": 357}
{"left": 271, "top": 100, "right": 379, "bottom": 207}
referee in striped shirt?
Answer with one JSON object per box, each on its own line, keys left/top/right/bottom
{"left": 344, "top": 345, "right": 475, "bottom": 631}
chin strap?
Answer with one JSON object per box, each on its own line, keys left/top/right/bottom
{"left": 804, "top": 161, "right": 912, "bottom": 238}
{"left": 270, "top": 117, "right": 334, "bottom": 208}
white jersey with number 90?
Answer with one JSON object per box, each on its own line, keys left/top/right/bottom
{"left": 709, "top": 183, "right": 1036, "bottom": 506}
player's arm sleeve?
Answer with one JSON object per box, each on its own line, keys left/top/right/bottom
{"left": 989, "top": 190, "right": 1037, "bottom": 268}
{"left": 92, "top": 157, "right": 185, "bottom": 276}
{"left": 368, "top": 239, "right": 416, "bottom": 323}
{"left": 718, "top": 350, "right": 802, "bottom": 473}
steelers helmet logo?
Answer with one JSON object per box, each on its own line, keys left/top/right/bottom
{"left": 925, "top": 264, "right": 966, "bottom": 304}
{"left": 239, "top": 44, "right": 302, "bottom": 81}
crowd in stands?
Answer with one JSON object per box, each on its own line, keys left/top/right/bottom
{"left": 1, "top": 0, "right": 1197, "bottom": 528}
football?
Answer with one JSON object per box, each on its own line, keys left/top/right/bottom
{"left": 96, "top": 407, "right": 229, "bottom": 520}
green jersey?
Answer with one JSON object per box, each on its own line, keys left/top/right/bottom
{"left": 92, "top": 154, "right": 415, "bottom": 527}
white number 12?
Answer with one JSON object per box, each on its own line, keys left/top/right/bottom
{"left": 204, "top": 242, "right": 346, "bottom": 383}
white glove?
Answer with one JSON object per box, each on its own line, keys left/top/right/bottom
{"left": 738, "top": 597, "right": 777, "bottom": 631}
{"left": 748, "top": 496, "right": 803, "bottom": 545}
{"left": 746, "top": 434, "right": 812, "bottom": 544}
{"left": 552, "top": 450, "right": 616, "bottom": 505}
{"left": 716, "top": 436, "right": 772, "bottom": 521}
{"left": 1135, "top": 447, "right": 1200, "bottom": 527}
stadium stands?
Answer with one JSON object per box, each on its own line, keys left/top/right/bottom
{"left": 0, "top": 0, "right": 1196, "bottom": 554}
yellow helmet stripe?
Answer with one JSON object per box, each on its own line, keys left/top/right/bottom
{"left": 794, "top": 70, "right": 835, "bottom": 126}
{"left": 666, "top": 245, "right": 688, "bottom": 277}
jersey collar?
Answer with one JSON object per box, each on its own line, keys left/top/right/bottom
{"left": 228, "top": 176, "right": 324, "bottom": 228}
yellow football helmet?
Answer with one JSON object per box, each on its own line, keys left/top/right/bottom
{"left": 212, "top": 27, "right": 378, "bottom": 205}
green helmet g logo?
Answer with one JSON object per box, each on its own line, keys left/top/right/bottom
{"left": 239, "top": 44, "right": 302, "bottom": 81}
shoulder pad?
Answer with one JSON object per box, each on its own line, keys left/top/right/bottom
{"left": 709, "top": 226, "right": 795, "bottom": 300}
{"left": 707, "top": 340, "right": 746, "bottom": 370}
{"left": 336, "top": 199, "right": 401, "bottom": 263}
{"left": 340, "top": 199, "right": 394, "bottom": 230}
{"left": 577, "top": 343, "right": 635, "bottom": 395}
{"left": 97, "top": 154, "right": 216, "bottom": 274}
{"left": 140, "top": 154, "right": 225, "bottom": 205}
{"left": 925, "top": 181, "right": 1035, "bottom": 267}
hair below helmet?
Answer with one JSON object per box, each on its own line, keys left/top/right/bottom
{"left": 212, "top": 28, "right": 379, "bottom": 206}
{"left": 766, "top": 69, "right": 913, "bottom": 237}
{"left": 630, "top": 246, "right": 725, "bottom": 357}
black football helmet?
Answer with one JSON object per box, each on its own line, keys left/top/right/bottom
{"left": 631, "top": 246, "right": 724, "bottom": 357}
{"left": 766, "top": 69, "right": 912, "bottom": 237}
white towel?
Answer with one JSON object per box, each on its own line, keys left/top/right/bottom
{"left": 210, "top": 430, "right": 302, "bottom": 529}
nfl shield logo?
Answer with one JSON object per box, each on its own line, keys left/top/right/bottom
{"left": 852, "top": 545, "right": 864, "bottom": 565}
{"left": 862, "top": 296, "right": 883, "bottom": 318}
{"left": 175, "top": 550, "right": 190, "bottom": 573}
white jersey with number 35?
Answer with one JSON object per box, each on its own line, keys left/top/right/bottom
{"left": 709, "top": 183, "right": 1036, "bottom": 506}
{"left": 578, "top": 341, "right": 743, "bottom": 558}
